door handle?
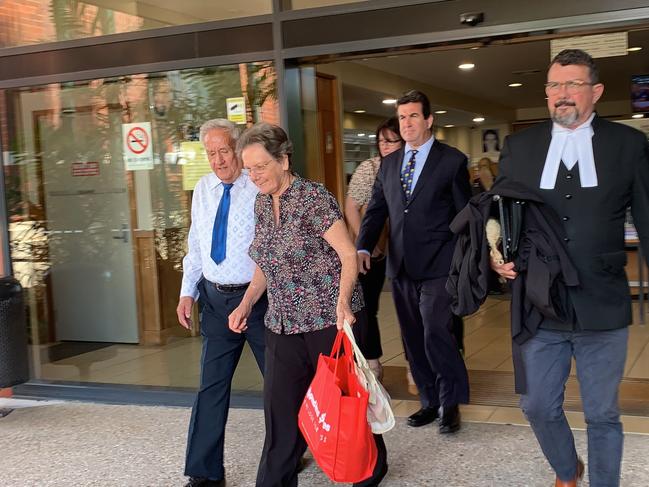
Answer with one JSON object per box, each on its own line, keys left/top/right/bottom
{"left": 112, "top": 223, "right": 129, "bottom": 243}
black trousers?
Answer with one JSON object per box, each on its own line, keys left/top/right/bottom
{"left": 256, "top": 324, "right": 388, "bottom": 487}
{"left": 391, "top": 272, "right": 469, "bottom": 408}
{"left": 358, "top": 256, "right": 387, "bottom": 359}
{"left": 184, "top": 279, "right": 267, "bottom": 481}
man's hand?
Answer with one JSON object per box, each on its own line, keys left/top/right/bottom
{"left": 491, "top": 259, "right": 518, "bottom": 280}
{"left": 229, "top": 300, "right": 252, "bottom": 334}
{"left": 177, "top": 296, "right": 194, "bottom": 329}
{"left": 336, "top": 301, "right": 356, "bottom": 331}
{"left": 357, "top": 251, "right": 371, "bottom": 274}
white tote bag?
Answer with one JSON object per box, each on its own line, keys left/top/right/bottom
{"left": 343, "top": 321, "right": 396, "bottom": 434}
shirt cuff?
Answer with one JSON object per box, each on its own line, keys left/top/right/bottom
{"left": 357, "top": 250, "right": 371, "bottom": 256}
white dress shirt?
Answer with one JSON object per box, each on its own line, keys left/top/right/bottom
{"left": 401, "top": 134, "right": 436, "bottom": 190}
{"left": 180, "top": 171, "right": 258, "bottom": 299}
{"left": 540, "top": 113, "right": 598, "bottom": 190}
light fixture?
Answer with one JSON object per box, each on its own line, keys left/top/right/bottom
{"left": 357, "top": 133, "right": 366, "bottom": 137}
{"left": 444, "top": 124, "right": 455, "bottom": 128}
{"left": 382, "top": 98, "right": 397, "bottom": 105}
{"left": 508, "top": 82, "right": 523, "bottom": 88}
{"left": 368, "top": 134, "right": 376, "bottom": 138}
{"left": 353, "top": 109, "right": 366, "bottom": 114}
{"left": 459, "top": 63, "right": 475, "bottom": 70}
{"left": 632, "top": 114, "right": 644, "bottom": 119}
{"left": 473, "top": 116, "right": 485, "bottom": 123}
{"left": 628, "top": 46, "right": 643, "bottom": 52}
{"left": 435, "top": 110, "right": 447, "bottom": 114}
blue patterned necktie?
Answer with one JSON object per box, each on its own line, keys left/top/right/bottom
{"left": 401, "top": 149, "right": 418, "bottom": 199}
{"left": 211, "top": 183, "right": 233, "bottom": 264}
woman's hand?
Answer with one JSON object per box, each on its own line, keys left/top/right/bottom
{"left": 336, "top": 301, "right": 356, "bottom": 330}
{"left": 229, "top": 300, "right": 252, "bottom": 333}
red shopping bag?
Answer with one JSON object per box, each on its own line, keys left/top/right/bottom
{"left": 298, "top": 330, "right": 378, "bottom": 483}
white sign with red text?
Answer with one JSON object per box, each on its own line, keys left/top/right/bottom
{"left": 122, "top": 122, "right": 153, "bottom": 170}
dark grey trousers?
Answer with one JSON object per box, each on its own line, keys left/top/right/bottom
{"left": 519, "top": 327, "right": 628, "bottom": 487}
{"left": 184, "top": 280, "right": 267, "bottom": 481}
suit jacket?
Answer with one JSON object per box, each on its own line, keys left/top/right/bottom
{"left": 357, "top": 139, "right": 471, "bottom": 280}
{"left": 497, "top": 116, "right": 649, "bottom": 330}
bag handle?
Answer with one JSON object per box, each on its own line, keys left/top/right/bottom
{"left": 329, "top": 328, "right": 355, "bottom": 380}
{"left": 342, "top": 320, "right": 380, "bottom": 391}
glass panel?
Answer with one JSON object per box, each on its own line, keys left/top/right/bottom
{"left": 0, "top": 0, "right": 272, "bottom": 49}
{"left": 2, "top": 61, "right": 278, "bottom": 387}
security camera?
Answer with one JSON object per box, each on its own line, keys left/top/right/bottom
{"left": 460, "top": 12, "right": 484, "bottom": 27}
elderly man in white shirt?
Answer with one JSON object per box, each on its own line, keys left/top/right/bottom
{"left": 177, "top": 119, "right": 266, "bottom": 487}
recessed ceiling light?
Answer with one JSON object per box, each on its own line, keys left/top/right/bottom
{"left": 368, "top": 134, "right": 376, "bottom": 138}
{"left": 508, "top": 82, "right": 523, "bottom": 88}
{"left": 632, "top": 114, "right": 644, "bottom": 119}
{"left": 357, "top": 133, "right": 366, "bottom": 137}
{"left": 353, "top": 109, "right": 366, "bottom": 114}
{"left": 628, "top": 46, "right": 643, "bottom": 52}
{"left": 444, "top": 124, "right": 455, "bottom": 128}
{"left": 459, "top": 63, "right": 475, "bottom": 70}
{"left": 435, "top": 110, "right": 447, "bottom": 114}
{"left": 382, "top": 98, "right": 397, "bottom": 105}
{"left": 473, "top": 116, "right": 485, "bottom": 123}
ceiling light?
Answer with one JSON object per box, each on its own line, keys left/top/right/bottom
{"left": 473, "top": 116, "right": 485, "bottom": 123}
{"left": 444, "top": 124, "right": 455, "bottom": 128}
{"left": 353, "top": 109, "right": 366, "bottom": 114}
{"left": 368, "top": 134, "right": 376, "bottom": 138}
{"left": 357, "top": 133, "right": 366, "bottom": 137}
{"left": 382, "top": 98, "right": 397, "bottom": 105}
{"left": 459, "top": 63, "right": 475, "bottom": 70}
{"left": 508, "top": 82, "right": 523, "bottom": 88}
{"left": 470, "top": 46, "right": 480, "bottom": 50}
{"left": 435, "top": 110, "right": 447, "bottom": 114}
{"left": 632, "top": 114, "right": 644, "bottom": 119}
{"left": 628, "top": 46, "right": 643, "bottom": 52}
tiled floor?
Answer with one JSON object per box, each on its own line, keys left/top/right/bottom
{"left": 35, "top": 292, "right": 649, "bottom": 433}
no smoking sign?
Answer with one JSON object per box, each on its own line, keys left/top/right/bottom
{"left": 122, "top": 122, "right": 153, "bottom": 170}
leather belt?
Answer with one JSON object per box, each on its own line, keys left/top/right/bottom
{"left": 211, "top": 282, "right": 250, "bottom": 293}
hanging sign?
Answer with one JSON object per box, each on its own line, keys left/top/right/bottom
{"left": 180, "top": 141, "right": 212, "bottom": 191}
{"left": 226, "top": 97, "right": 246, "bottom": 124}
{"left": 550, "top": 32, "right": 628, "bottom": 60}
{"left": 122, "top": 122, "right": 153, "bottom": 170}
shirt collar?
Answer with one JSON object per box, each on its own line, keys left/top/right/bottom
{"left": 207, "top": 170, "right": 248, "bottom": 190}
{"left": 404, "top": 133, "right": 435, "bottom": 155}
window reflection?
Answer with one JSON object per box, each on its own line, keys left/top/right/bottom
{"left": 2, "top": 61, "right": 277, "bottom": 387}
{"left": 0, "top": 0, "right": 272, "bottom": 49}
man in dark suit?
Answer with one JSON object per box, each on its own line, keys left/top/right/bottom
{"left": 357, "top": 90, "right": 471, "bottom": 434}
{"left": 493, "top": 49, "right": 649, "bottom": 487}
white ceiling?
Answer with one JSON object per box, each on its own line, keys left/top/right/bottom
{"left": 339, "top": 29, "right": 649, "bottom": 126}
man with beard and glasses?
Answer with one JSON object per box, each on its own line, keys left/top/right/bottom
{"left": 491, "top": 49, "right": 649, "bottom": 487}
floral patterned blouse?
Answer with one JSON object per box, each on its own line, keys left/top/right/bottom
{"left": 249, "top": 176, "right": 364, "bottom": 334}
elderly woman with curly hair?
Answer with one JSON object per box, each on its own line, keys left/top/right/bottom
{"left": 229, "top": 123, "right": 387, "bottom": 487}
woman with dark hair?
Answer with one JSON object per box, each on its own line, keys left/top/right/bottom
{"left": 482, "top": 129, "right": 500, "bottom": 153}
{"left": 229, "top": 123, "right": 388, "bottom": 487}
{"left": 344, "top": 117, "right": 403, "bottom": 379}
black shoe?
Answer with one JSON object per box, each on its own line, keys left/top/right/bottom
{"left": 407, "top": 406, "right": 439, "bottom": 427}
{"left": 184, "top": 478, "right": 225, "bottom": 487}
{"left": 439, "top": 405, "right": 461, "bottom": 434}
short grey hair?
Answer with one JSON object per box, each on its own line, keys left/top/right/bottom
{"left": 199, "top": 119, "right": 241, "bottom": 146}
{"left": 236, "top": 123, "right": 293, "bottom": 167}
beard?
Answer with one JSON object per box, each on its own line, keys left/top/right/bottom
{"left": 551, "top": 99, "right": 580, "bottom": 127}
